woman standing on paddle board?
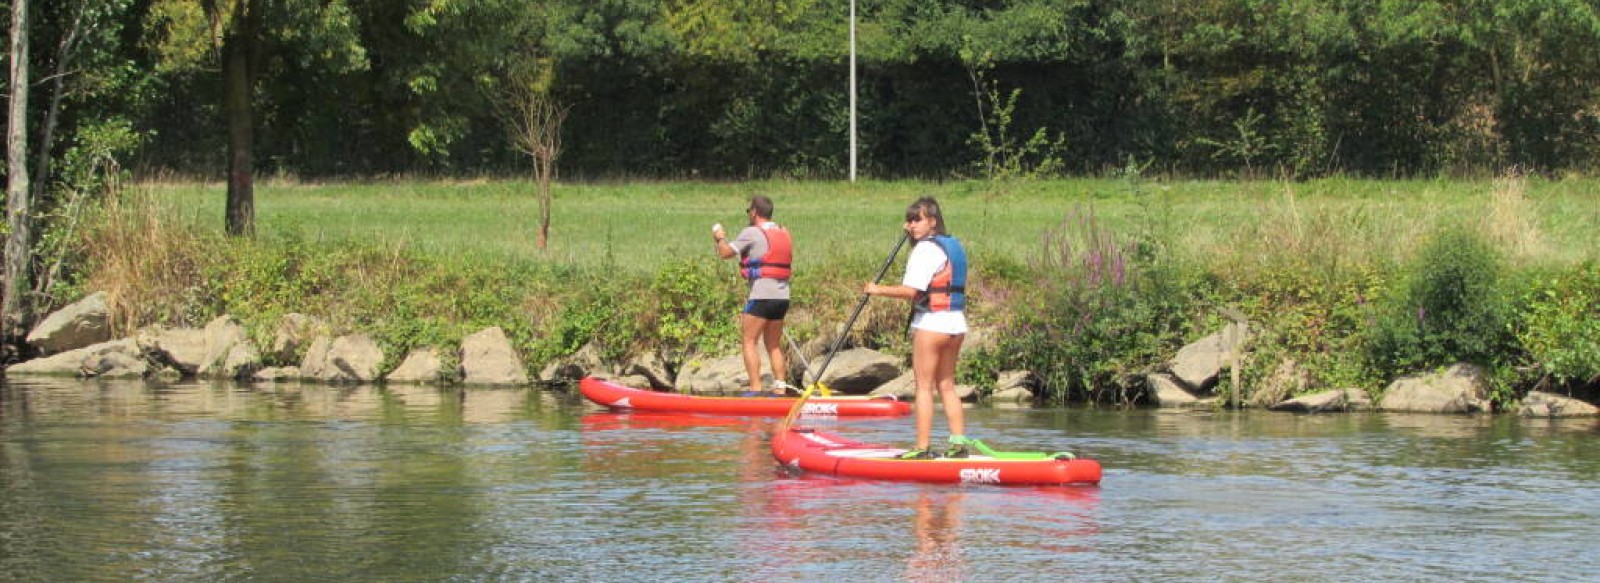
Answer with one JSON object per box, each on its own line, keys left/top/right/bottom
{"left": 863, "top": 197, "right": 973, "bottom": 459}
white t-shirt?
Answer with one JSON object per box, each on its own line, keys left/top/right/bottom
{"left": 901, "top": 239, "right": 967, "bottom": 335}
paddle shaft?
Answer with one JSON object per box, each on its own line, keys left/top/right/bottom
{"left": 781, "top": 231, "right": 910, "bottom": 428}
{"left": 781, "top": 329, "right": 817, "bottom": 387}
{"left": 809, "top": 231, "right": 910, "bottom": 385}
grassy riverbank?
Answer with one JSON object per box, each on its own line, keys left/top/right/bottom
{"left": 73, "top": 176, "right": 1600, "bottom": 405}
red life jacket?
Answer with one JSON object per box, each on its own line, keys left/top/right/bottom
{"left": 740, "top": 222, "right": 792, "bottom": 281}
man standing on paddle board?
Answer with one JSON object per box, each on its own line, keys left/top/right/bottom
{"left": 713, "top": 195, "right": 795, "bottom": 397}
{"left": 864, "top": 197, "right": 974, "bottom": 459}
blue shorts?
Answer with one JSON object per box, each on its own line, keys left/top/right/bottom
{"left": 743, "top": 299, "right": 790, "bottom": 321}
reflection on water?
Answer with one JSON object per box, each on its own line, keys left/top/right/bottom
{"left": 3, "top": 377, "right": 1599, "bottom": 582}
{"left": 743, "top": 470, "right": 1102, "bottom": 582}
{"left": 1, "top": 379, "right": 560, "bottom": 424}
{"left": 906, "top": 490, "right": 963, "bottom": 580}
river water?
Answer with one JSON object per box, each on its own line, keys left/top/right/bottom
{"left": 2, "top": 378, "right": 1596, "bottom": 582}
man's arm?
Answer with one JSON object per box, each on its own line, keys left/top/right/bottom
{"left": 712, "top": 223, "right": 738, "bottom": 259}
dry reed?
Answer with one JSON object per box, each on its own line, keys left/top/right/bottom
{"left": 1483, "top": 170, "right": 1546, "bottom": 264}
{"left": 80, "top": 188, "right": 213, "bottom": 335}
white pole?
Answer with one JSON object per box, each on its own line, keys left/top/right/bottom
{"left": 849, "top": 0, "right": 858, "bottom": 182}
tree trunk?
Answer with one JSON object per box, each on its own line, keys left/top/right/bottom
{"left": 31, "top": 0, "right": 85, "bottom": 204}
{"left": 490, "top": 66, "right": 565, "bottom": 251}
{"left": 222, "top": 6, "right": 256, "bottom": 237}
{"left": 536, "top": 154, "right": 552, "bottom": 250}
{"left": 4, "top": 0, "right": 32, "bottom": 339}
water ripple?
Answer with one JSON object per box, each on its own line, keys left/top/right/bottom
{"left": 3, "top": 379, "right": 1597, "bottom": 582}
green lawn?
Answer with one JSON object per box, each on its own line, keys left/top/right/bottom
{"left": 145, "top": 176, "right": 1600, "bottom": 275}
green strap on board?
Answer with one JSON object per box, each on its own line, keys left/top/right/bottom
{"left": 962, "top": 438, "right": 1077, "bottom": 461}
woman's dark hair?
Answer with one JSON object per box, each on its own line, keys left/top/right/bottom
{"left": 905, "top": 196, "right": 948, "bottom": 235}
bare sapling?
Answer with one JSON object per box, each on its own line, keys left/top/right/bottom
{"left": 495, "top": 67, "right": 569, "bottom": 251}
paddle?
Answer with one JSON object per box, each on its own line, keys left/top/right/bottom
{"left": 781, "top": 231, "right": 911, "bottom": 429}
{"left": 781, "top": 329, "right": 831, "bottom": 397}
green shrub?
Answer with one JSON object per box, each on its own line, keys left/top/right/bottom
{"left": 1515, "top": 263, "right": 1600, "bottom": 388}
{"left": 1364, "top": 225, "right": 1512, "bottom": 378}
{"left": 996, "top": 265, "right": 1202, "bottom": 404}
{"left": 644, "top": 259, "right": 740, "bottom": 364}
{"left": 205, "top": 233, "right": 341, "bottom": 350}
{"left": 527, "top": 273, "right": 638, "bottom": 367}
{"left": 1234, "top": 259, "right": 1392, "bottom": 396}
{"left": 956, "top": 343, "right": 1007, "bottom": 389}
{"left": 984, "top": 208, "right": 1206, "bottom": 404}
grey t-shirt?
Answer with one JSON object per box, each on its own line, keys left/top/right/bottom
{"left": 731, "top": 223, "right": 791, "bottom": 300}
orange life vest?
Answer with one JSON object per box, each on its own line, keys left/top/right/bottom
{"left": 914, "top": 235, "right": 967, "bottom": 312}
{"left": 740, "top": 222, "right": 792, "bottom": 281}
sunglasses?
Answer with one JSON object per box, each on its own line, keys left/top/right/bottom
{"left": 904, "top": 214, "right": 927, "bottom": 223}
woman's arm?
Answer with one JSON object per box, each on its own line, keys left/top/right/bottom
{"left": 865, "top": 283, "right": 918, "bottom": 300}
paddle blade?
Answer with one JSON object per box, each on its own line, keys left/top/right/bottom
{"left": 779, "top": 381, "right": 818, "bottom": 429}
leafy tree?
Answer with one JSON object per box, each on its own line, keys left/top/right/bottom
{"left": 664, "top": 0, "right": 835, "bottom": 62}
{"left": 30, "top": 0, "right": 149, "bottom": 291}
{"left": 1, "top": 0, "right": 152, "bottom": 342}
{"left": 1452, "top": 0, "right": 1600, "bottom": 171}
{"left": 146, "top": 0, "right": 366, "bottom": 236}
{"left": 80, "top": 0, "right": 1600, "bottom": 179}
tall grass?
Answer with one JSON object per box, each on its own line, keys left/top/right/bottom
{"left": 1484, "top": 171, "right": 1547, "bottom": 265}
{"left": 80, "top": 190, "right": 214, "bottom": 334}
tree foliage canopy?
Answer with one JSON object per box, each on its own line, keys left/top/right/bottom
{"left": 11, "top": 0, "right": 1600, "bottom": 181}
